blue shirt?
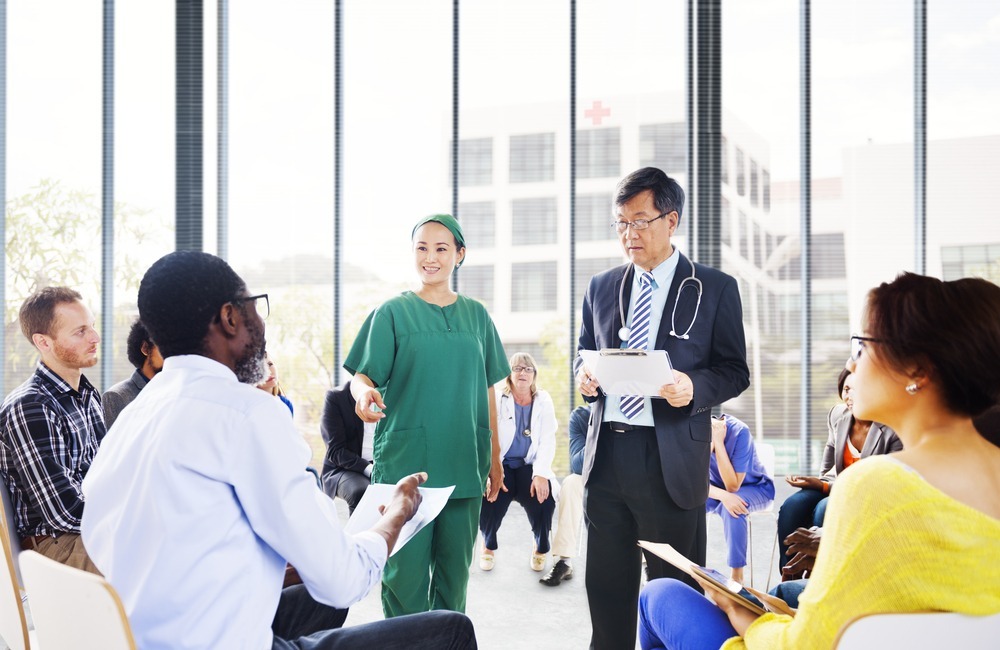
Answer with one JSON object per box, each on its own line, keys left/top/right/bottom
{"left": 504, "top": 402, "right": 532, "bottom": 468}
{"left": 708, "top": 414, "right": 770, "bottom": 488}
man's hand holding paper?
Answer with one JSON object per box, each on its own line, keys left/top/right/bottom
{"left": 579, "top": 349, "right": 678, "bottom": 399}
{"left": 659, "top": 369, "right": 694, "bottom": 407}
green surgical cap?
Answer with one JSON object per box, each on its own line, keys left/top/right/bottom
{"left": 411, "top": 214, "right": 466, "bottom": 250}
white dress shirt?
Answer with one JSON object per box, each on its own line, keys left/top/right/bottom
{"left": 82, "top": 355, "right": 387, "bottom": 650}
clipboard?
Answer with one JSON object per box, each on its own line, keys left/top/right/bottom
{"left": 637, "top": 540, "right": 795, "bottom": 617}
{"left": 579, "top": 349, "right": 674, "bottom": 397}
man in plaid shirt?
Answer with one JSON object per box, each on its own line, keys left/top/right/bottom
{"left": 0, "top": 286, "right": 105, "bottom": 573}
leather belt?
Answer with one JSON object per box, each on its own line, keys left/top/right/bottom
{"left": 20, "top": 535, "right": 51, "bottom": 550}
{"left": 605, "top": 422, "right": 655, "bottom": 434}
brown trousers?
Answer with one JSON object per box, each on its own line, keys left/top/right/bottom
{"left": 31, "top": 533, "right": 102, "bottom": 575}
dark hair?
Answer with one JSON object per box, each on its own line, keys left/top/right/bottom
{"left": 865, "top": 272, "right": 1000, "bottom": 416}
{"left": 125, "top": 319, "right": 152, "bottom": 369}
{"left": 138, "top": 251, "right": 247, "bottom": 359}
{"left": 837, "top": 368, "right": 852, "bottom": 398}
{"left": 19, "top": 286, "right": 83, "bottom": 342}
{"left": 614, "top": 167, "right": 686, "bottom": 224}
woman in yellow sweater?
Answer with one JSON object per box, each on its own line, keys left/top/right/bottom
{"left": 637, "top": 272, "right": 1000, "bottom": 650}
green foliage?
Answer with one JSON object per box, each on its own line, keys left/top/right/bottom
{"left": 536, "top": 317, "right": 573, "bottom": 476}
{"left": 4, "top": 180, "right": 169, "bottom": 392}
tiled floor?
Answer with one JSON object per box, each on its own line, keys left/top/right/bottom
{"left": 342, "top": 479, "right": 795, "bottom": 649}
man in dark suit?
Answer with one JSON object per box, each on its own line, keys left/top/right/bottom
{"left": 320, "top": 381, "right": 373, "bottom": 513}
{"left": 576, "top": 167, "right": 750, "bottom": 649}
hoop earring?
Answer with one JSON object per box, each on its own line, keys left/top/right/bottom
{"left": 905, "top": 383, "right": 919, "bottom": 395}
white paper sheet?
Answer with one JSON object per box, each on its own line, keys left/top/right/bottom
{"left": 579, "top": 349, "right": 675, "bottom": 397}
{"left": 343, "top": 484, "right": 455, "bottom": 556}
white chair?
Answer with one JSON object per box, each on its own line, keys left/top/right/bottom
{"left": 835, "top": 611, "right": 1000, "bottom": 649}
{"left": 0, "top": 485, "right": 36, "bottom": 650}
{"left": 19, "top": 550, "right": 136, "bottom": 649}
{"left": 745, "top": 442, "right": 778, "bottom": 590}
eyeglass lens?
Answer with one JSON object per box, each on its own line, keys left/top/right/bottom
{"left": 512, "top": 366, "right": 535, "bottom": 374}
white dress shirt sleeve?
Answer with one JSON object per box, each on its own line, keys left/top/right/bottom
{"left": 230, "top": 399, "right": 387, "bottom": 608}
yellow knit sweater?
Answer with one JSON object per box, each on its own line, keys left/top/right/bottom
{"left": 722, "top": 456, "right": 1000, "bottom": 649}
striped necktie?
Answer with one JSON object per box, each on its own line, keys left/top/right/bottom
{"left": 620, "top": 271, "right": 654, "bottom": 420}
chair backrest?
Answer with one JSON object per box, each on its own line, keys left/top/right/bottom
{"left": 835, "top": 611, "right": 1000, "bottom": 649}
{"left": 756, "top": 442, "right": 776, "bottom": 479}
{"left": 1, "top": 484, "right": 23, "bottom": 586}
{"left": 19, "top": 550, "right": 137, "bottom": 650}
{"left": 0, "top": 487, "right": 31, "bottom": 650}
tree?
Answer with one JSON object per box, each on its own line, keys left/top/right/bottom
{"left": 4, "top": 179, "right": 169, "bottom": 391}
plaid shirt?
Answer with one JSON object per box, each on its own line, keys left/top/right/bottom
{"left": 0, "top": 362, "right": 106, "bottom": 538}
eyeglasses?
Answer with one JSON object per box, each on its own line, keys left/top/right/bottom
{"left": 613, "top": 212, "right": 671, "bottom": 233}
{"left": 850, "top": 335, "right": 883, "bottom": 361}
{"left": 511, "top": 366, "right": 536, "bottom": 374}
{"left": 233, "top": 294, "right": 270, "bottom": 320}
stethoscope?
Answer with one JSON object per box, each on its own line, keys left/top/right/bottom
{"left": 618, "top": 254, "right": 703, "bottom": 342}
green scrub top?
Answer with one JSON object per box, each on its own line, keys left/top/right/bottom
{"left": 344, "top": 292, "right": 510, "bottom": 498}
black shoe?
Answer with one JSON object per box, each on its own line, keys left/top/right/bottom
{"left": 539, "top": 559, "right": 573, "bottom": 586}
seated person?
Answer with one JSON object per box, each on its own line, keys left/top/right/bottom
{"left": 777, "top": 367, "right": 901, "bottom": 574}
{"left": 706, "top": 414, "right": 775, "bottom": 583}
{"left": 768, "top": 406, "right": 1000, "bottom": 608}
{"left": 637, "top": 273, "right": 1000, "bottom": 649}
{"left": 0, "top": 286, "right": 105, "bottom": 574}
{"left": 102, "top": 319, "right": 163, "bottom": 428}
{"left": 320, "top": 381, "right": 375, "bottom": 514}
{"left": 479, "top": 353, "right": 558, "bottom": 574}
{"left": 258, "top": 353, "right": 293, "bottom": 416}
{"left": 81, "top": 251, "right": 476, "bottom": 649}
{"left": 540, "top": 403, "right": 590, "bottom": 586}
{"left": 768, "top": 526, "right": 821, "bottom": 609}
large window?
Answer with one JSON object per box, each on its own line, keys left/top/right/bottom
{"left": 459, "top": 201, "right": 496, "bottom": 248}
{"left": 458, "top": 137, "right": 493, "bottom": 187}
{"left": 5, "top": 0, "right": 997, "bottom": 489}
{"left": 639, "top": 122, "right": 685, "bottom": 176}
{"left": 512, "top": 261, "right": 557, "bottom": 312}
{"left": 941, "top": 244, "right": 1000, "bottom": 282}
{"left": 512, "top": 198, "right": 557, "bottom": 246}
{"left": 510, "top": 132, "right": 555, "bottom": 183}
{"left": 575, "top": 193, "right": 613, "bottom": 242}
{"left": 576, "top": 127, "right": 620, "bottom": 179}
{"left": 461, "top": 265, "right": 496, "bottom": 312}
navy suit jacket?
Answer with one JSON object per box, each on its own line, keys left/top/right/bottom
{"left": 577, "top": 252, "right": 750, "bottom": 510}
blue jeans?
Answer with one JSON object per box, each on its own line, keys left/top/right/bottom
{"left": 639, "top": 579, "right": 737, "bottom": 650}
{"left": 271, "top": 585, "right": 476, "bottom": 649}
{"left": 769, "top": 578, "right": 808, "bottom": 609}
{"left": 776, "top": 489, "right": 827, "bottom": 569}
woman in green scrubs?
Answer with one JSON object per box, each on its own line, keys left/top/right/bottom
{"left": 346, "top": 214, "right": 509, "bottom": 617}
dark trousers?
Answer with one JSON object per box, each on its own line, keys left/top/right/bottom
{"left": 272, "top": 585, "right": 347, "bottom": 639}
{"left": 776, "top": 488, "right": 828, "bottom": 569}
{"left": 271, "top": 584, "right": 477, "bottom": 649}
{"left": 326, "top": 471, "right": 371, "bottom": 515}
{"left": 585, "top": 425, "right": 706, "bottom": 650}
{"left": 479, "top": 463, "right": 556, "bottom": 553}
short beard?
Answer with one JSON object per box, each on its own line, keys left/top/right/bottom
{"left": 234, "top": 310, "right": 267, "bottom": 385}
{"left": 54, "top": 342, "right": 98, "bottom": 369}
